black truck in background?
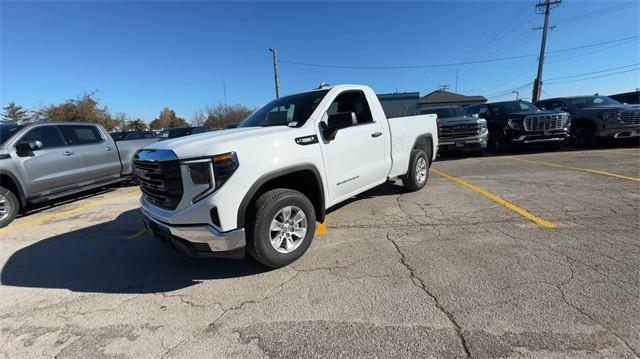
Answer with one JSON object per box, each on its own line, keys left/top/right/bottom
{"left": 536, "top": 95, "right": 640, "bottom": 146}
{"left": 465, "top": 100, "right": 570, "bottom": 152}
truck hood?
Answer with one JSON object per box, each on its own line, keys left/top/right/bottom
{"left": 438, "top": 116, "right": 480, "bottom": 127}
{"left": 144, "top": 126, "right": 291, "bottom": 158}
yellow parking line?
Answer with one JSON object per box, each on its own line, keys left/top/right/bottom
{"left": 431, "top": 168, "right": 557, "bottom": 228}
{"left": 0, "top": 189, "right": 140, "bottom": 236}
{"left": 315, "top": 219, "right": 328, "bottom": 236}
{"left": 504, "top": 156, "right": 640, "bottom": 182}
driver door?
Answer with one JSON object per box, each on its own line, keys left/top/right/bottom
{"left": 318, "top": 90, "right": 388, "bottom": 206}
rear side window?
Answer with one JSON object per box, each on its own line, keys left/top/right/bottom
{"left": 60, "top": 125, "right": 104, "bottom": 145}
{"left": 19, "top": 126, "right": 67, "bottom": 149}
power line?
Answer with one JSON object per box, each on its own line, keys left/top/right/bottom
{"left": 545, "top": 62, "right": 640, "bottom": 81}
{"left": 278, "top": 35, "right": 638, "bottom": 70}
{"left": 545, "top": 67, "right": 640, "bottom": 85}
{"left": 553, "top": 2, "right": 636, "bottom": 25}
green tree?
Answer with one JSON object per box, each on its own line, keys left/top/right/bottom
{"left": 193, "top": 103, "right": 253, "bottom": 130}
{"left": 150, "top": 108, "right": 187, "bottom": 129}
{"left": 2, "top": 102, "right": 30, "bottom": 123}
{"left": 38, "top": 93, "right": 118, "bottom": 130}
{"left": 126, "top": 118, "right": 147, "bottom": 131}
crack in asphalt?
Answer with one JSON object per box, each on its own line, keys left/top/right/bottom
{"left": 385, "top": 230, "right": 472, "bottom": 359}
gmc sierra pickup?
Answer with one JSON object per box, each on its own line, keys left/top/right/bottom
{"left": 0, "top": 122, "right": 158, "bottom": 227}
{"left": 421, "top": 106, "right": 488, "bottom": 153}
{"left": 536, "top": 95, "right": 640, "bottom": 146}
{"left": 135, "top": 84, "right": 438, "bottom": 267}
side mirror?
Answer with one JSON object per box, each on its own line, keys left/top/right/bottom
{"left": 322, "top": 112, "right": 357, "bottom": 140}
{"left": 16, "top": 140, "right": 42, "bottom": 157}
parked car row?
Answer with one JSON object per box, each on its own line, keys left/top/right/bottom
{"left": 0, "top": 124, "right": 217, "bottom": 228}
{"left": 425, "top": 95, "right": 639, "bottom": 154}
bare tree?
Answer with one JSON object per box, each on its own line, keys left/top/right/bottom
{"left": 193, "top": 103, "right": 254, "bottom": 130}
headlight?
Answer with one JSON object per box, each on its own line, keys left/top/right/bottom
{"left": 212, "top": 152, "right": 239, "bottom": 188}
{"left": 598, "top": 111, "right": 620, "bottom": 122}
{"left": 507, "top": 119, "right": 524, "bottom": 130}
{"left": 185, "top": 152, "right": 239, "bottom": 203}
{"left": 478, "top": 119, "right": 488, "bottom": 132}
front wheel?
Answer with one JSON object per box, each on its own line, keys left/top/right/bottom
{"left": 402, "top": 149, "right": 429, "bottom": 191}
{"left": 573, "top": 124, "right": 595, "bottom": 147}
{"left": 247, "top": 188, "right": 316, "bottom": 268}
{"left": 488, "top": 131, "right": 511, "bottom": 153}
{"left": 0, "top": 186, "right": 19, "bottom": 228}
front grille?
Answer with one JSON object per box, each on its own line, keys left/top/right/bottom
{"left": 134, "top": 159, "right": 183, "bottom": 210}
{"left": 439, "top": 123, "right": 481, "bottom": 139}
{"left": 523, "top": 113, "right": 568, "bottom": 132}
{"left": 620, "top": 111, "right": 640, "bottom": 125}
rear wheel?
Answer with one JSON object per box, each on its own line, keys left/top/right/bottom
{"left": 0, "top": 186, "right": 19, "bottom": 228}
{"left": 247, "top": 188, "right": 316, "bottom": 268}
{"left": 402, "top": 149, "right": 429, "bottom": 191}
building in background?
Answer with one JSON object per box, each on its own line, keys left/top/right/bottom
{"left": 417, "top": 90, "right": 487, "bottom": 113}
{"left": 608, "top": 90, "right": 640, "bottom": 105}
{"left": 377, "top": 92, "right": 420, "bottom": 118}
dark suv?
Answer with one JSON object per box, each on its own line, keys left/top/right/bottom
{"left": 158, "top": 126, "right": 212, "bottom": 140}
{"left": 536, "top": 96, "right": 640, "bottom": 146}
{"left": 465, "top": 100, "right": 570, "bottom": 152}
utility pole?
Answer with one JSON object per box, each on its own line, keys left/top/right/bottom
{"left": 513, "top": 90, "right": 519, "bottom": 100}
{"left": 532, "top": 0, "right": 561, "bottom": 102}
{"left": 223, "top": 81, "right": 227, "bottom": 106}
{"left": 439, "top": 84, "right": 450, "bottom": 92}
{"left": 268, "top": 48, "right": 280, "bottom": 98}
{"left": 455, "top": 69, "right": 459, "bottom": 93}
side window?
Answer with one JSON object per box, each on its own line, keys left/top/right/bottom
{"left": 19, "top": 126, "right": 67, "bottom": 149}
{"left": 465, "top": 105, "right": 479, "bottom": 115}
{"left": 477, "top": 106, "right": 489, "bottom": 115}
{"left": 60, "top": 125, "right": 104, "bottom": 145}
{"left": 142, "top": 132, "right": 155, "bottom": 139}
{"left": 327, "top": 91, "right": 374, "bottom": 125}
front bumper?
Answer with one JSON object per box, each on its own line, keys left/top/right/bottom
{"left": 596, "top": 126, "right": 640, "bottom": 139}
{"left": 509, "top": 129, "right": 569, "bottom": 144}
{"left": 142, "top": 210, "right": 246, "bottom": 258}
{"left": 438, "top": 134, "right": 488, "bottom": 152}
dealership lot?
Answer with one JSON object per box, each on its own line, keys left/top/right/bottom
{"left": 0, "top": 146, "right": 638, "bottom": 358}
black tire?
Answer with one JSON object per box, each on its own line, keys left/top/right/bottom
{"left": 573, "top": 124, "right": 595, "bottom": 147}
{"left": 247, "top": 188, "right": 316, "bottom": 268}
{"left": 0, "top": 186, "right": 19, "bottom": 228}
{"left": 488, "top": 131, "right": 510, "bottom": 153}
{"left": 402, "top": 149, "right": 429, "bottom": 191}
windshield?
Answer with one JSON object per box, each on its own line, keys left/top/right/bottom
{"left": 238, "top": 90, "right": 329, "bottom": 128}
{"left": 488, "top": 101, "right": 539, "bottom": 117}
{"left": 0, "top": 124, "right": 25, "bottom": 145}
{"left": 566, "top": 96, "right": 621, "bottom": 109}
{"left": 424, "top": 107, "right": 467, "bottom": 119}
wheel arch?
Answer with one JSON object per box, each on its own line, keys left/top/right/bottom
{"left": 412, "top": 134, "right": 434, "bottom": 164}
{"left": 237, "top": 165, "right": 326, "bottom": 228}
{"left": 0, "top": 170, "right": 26, "bottom": 208}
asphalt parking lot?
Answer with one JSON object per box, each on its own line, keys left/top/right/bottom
{"left": 0, "top": 146, "right": 638, "bottom": 358}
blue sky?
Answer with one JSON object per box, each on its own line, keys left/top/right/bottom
{"left": 2, "top": 1, "right": 639, "bottom": 122}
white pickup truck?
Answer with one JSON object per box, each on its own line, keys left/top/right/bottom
{"left": 135, "top": 84, "right": 438, "bottom": 267}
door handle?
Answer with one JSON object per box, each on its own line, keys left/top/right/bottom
{"left": 371, "top": 132, "right": 383, "bottom": 138}
{"left": 105, "top": 146, "right": 114, "bottom": 151}
{"left": 62, "top": 151, "right": 75, "bottom": 156}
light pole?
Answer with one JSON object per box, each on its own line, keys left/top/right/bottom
{"left": 513, "top": 90, "right": 520, "bottom": 100}
{"left": 268, "top": 48, "right": 280, "bottom": 98}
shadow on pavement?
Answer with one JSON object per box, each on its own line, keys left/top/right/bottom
{"left": 1, "top": 209, "right": 267, "bottom": 294}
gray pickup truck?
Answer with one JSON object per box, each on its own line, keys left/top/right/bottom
{"left": 536, "top": 95, "right": 640, "bottom": 146}
{"left": 0, "top": 122, "right": 157, "bottom": 227}
{"left": 421, "top": 106, "right": 488, "bottom": 153}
